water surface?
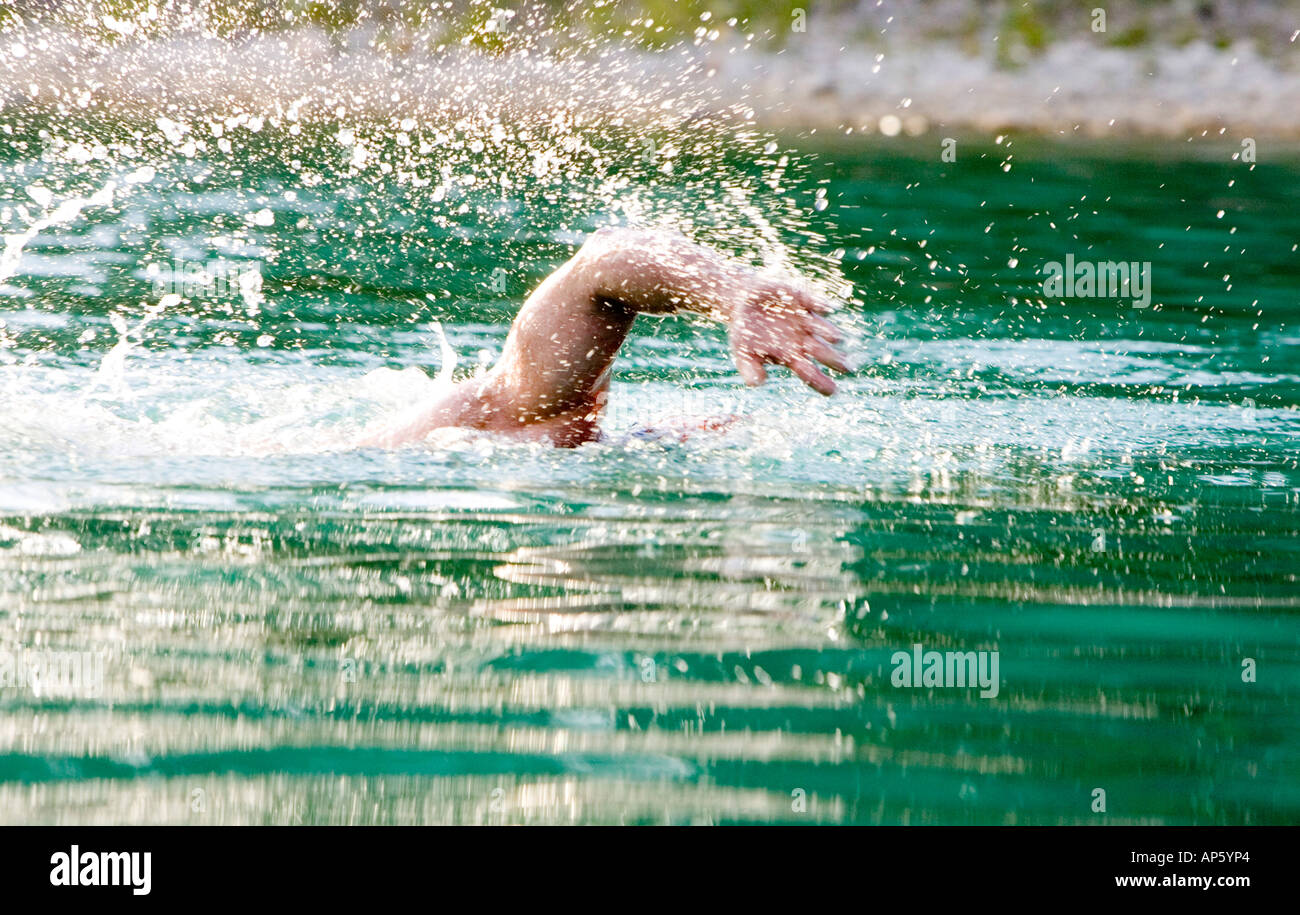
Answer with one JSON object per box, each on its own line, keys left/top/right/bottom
{"left": 1, "top": 118, "right": 1297, "bottom": 824}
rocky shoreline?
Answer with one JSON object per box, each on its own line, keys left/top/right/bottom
{"left": 732, "top": 35, "right": 1300, "bottom": 139}
{"left": 2, "top": 18, "right": 1298, "bottom": 140}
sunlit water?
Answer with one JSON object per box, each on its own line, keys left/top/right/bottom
{"left": 1, "top": 112, "right": 1297, "bottom": 824}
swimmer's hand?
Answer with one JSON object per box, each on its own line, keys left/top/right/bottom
{"left": 728, "top": 278, "right": 849, "bottom": 396}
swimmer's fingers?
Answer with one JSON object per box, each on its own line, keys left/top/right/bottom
{"left": 766, "top": 285, "right": 832, "bottom": 316}
{"left": 806, "top": 313, "right": 843, "bottom": 344}
{"left": 737, "top": 340, "right": 838, "bottom": 394}
{"left": 786, "top": 355, "right": 836, "bottom": 396}
{"left": 800, "top": 289, "right": 836, "bottom": 316}
{"left": 808, "top": 338, "right": 851, "bottom": 374}
{"left": 733, "top": 347, "right": 769, "bottom": 387}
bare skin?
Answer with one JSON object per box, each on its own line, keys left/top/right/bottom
{"left": 357, "top": 227, "right": 850, "bottom": 448}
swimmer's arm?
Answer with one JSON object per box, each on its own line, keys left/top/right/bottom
{"left": 573, "top": 227, "right": 754, "bottom": 319}
{"left": 492, "top": 227, "right": 849, "bottom": 422}
{"left": 358, "top": 228, "right": 850, "bottom": 447}
{"left": 576, "top": 228, "right": 849, "bottom": 392}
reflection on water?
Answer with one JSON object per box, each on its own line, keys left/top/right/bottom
{"left": 1, "top": 119, "right": 1298, "bottom": 823}
{"left": 2, "top": 460, "right": 1297, "bottom": 824}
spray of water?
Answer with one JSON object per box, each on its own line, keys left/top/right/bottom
{"left": 0, "top": 1, "right": 864, "bottom": 461}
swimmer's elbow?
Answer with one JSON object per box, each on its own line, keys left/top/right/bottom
{"left": 573, "top": 226, "right": 692, "bottom": 303}
{"left": 575, "top": 227, "right": 637, "bottom": 267}
{"left": 582, "top": 225, "right": 646, "bottom": 248}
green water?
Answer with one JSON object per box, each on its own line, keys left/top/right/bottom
{"left": 1, "top": 115, "right": 1297, "bottom": 824}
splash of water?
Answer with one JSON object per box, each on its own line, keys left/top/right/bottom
{"left": 0, "top": 0, "right": 862, "bottom": 464}
{"left": 0, "top": 182, "right": 117, "bottom": 285}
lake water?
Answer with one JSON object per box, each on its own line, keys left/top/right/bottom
{"left": 1, "top": 113, "right": 1297, "bottom": 824}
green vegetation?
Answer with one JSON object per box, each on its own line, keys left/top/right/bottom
{"left": 1108, "top": 24, "right": 1151, "bottom": 49}
{"left": 2, "top": 0, "right": 841, "bottom": 44}
{"left": 995, "top": 4, "right": 1050, "bottom": 69}
{"left": 2, "top": 0, "right": 1296, "bottom": 61}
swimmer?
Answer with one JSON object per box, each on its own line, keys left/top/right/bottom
{"left": 358, "top": 227, "right": 850, "bottom": 448}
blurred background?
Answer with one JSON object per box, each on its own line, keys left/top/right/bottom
{"left": 0, "top": 1, "right": 1297, "bottom": 825}
{"left": 5, "top": 0, "right": 1300, "bottom": 135}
